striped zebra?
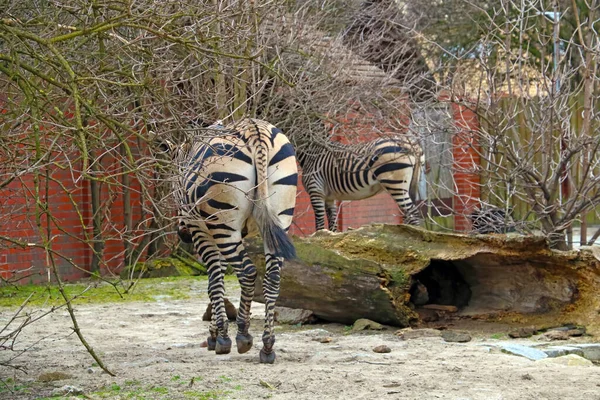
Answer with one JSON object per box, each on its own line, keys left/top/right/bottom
{"left": 297, "top": 136, "right": 423, "bottom": 231}
{"left": 160, "top": 118, "right": 297, "bottom": 364}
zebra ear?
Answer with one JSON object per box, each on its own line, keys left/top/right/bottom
{"left": 159, "top": 139, "right": 177, "bottom": 153}
{"left": 149, "top": 131, "right": 176, "bottom": 155}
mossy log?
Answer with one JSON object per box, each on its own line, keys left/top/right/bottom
{"left": 244, "top": 224, "right": 600, "bottom": 333}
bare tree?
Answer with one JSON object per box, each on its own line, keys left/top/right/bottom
{"left": 273, "top": 0, "right": 600, "bottom": 250}
{"left": 435, "top": 0, "right": 600, "bottom": 250}
{"left": 0, "top": 0, "right": 294, "bottom": 374}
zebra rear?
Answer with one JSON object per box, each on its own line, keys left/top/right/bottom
{"left": 298, "top": 137, "right": 423, "bottom": 231}
{"left": 172, "top": 118, "right": 297, "bottom": 363}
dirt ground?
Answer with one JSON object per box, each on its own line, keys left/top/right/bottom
{"left": 1, "top": 278, "right": 600, "bottom": 400}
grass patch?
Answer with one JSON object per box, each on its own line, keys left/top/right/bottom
{"left": 0, "top": 276, "right": 241, "bottom": 309}
{"left": 83, "top": 381, "right": 187, "bottom": 399}
{"left": 0, "top": 378, "right": 33, "bottom": 395}
{"left": 151, "top": 386, "right": 169, "bottom": 394}
{"left": 184, "top": 390, "right": 229, "bottom": 399}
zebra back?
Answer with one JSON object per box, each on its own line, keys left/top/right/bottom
{"left": 226, "top": 119, "right": 298, "bottom": 259}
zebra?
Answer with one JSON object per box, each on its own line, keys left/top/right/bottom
{"left": 297, "top": 136, "right": 423, "bottom": 231}
{"left": 470, "top": 206, "right": 517, "bottom": 234}
{"left": 159, "top": 118, "right": 298, "bottom": 364}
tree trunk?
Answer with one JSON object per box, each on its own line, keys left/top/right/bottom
{"left": 89, "top": 154, "right": 104, "bottom": 274}
{"left": 246, "top": 234, "right": 418, "bottom": 326}
{"left": 245, "top": 225, "right": 600, "bottom": 334}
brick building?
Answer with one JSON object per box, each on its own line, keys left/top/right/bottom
{"left": 0, "top": 35, "right": 482, "bottom": 283}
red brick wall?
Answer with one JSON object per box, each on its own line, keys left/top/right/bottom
{"left": 0, "top": 157, "right": 90, "bottom": 282}
{"left": 337, "top": 194, "right": 402, "bottom": 230}
{"left": 95, "top": 153, "right": 146, "bottom": 275}
{"left": 288, "top": 176, "right": 316, "bottom": 237}
{"left": 0, "top": 137, "right": 146, "bottom": 284}
{"left": 450, "top": 102, "right": 481, "bottom": 232}
{"left": 1, "top": 99, "right": 482, "bottom": 281}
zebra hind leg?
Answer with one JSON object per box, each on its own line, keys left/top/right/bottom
{"left": 403, "top": 204, "right": 421, "bottom": 226}
{"left": 224, "top": 249, "right": 257, "bottom": 354}
{"left": 207, "top": 309, "right": 217, "bottom": 351}
{"left": 325, "top": 201, "right": 338, "bottom": 232}
{"left": 201, "top": 244, "right": 232, "bottom": 354}
{"left": 309, "top": 193, "right": 327, "bottom": 231}
{"left": 259, "top": 254, "right": 282, "bottom": 364}
{"left": 381, "top": 182, "right": 421, "bottom": 226}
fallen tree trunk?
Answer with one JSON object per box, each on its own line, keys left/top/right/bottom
{"left": 245, "top": 224, "right": 600, "bottom": 334}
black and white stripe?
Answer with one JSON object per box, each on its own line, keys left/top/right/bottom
{"left": 166, "top": 118, "right": 297, "bottom": 364}
{"left": 298, "top": 137, "right": 423, "bottom": 231}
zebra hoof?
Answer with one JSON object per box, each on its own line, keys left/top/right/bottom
{"left": 259, "top": 349, "right": 276, "bottom": 364}
{"left": 215, "top": 337, "right": 232, "bottom": 355}
{"left": 236, "top": 333, "right": 253, "bottom": 354}
{"left": 206, "top": 337, "right": 216, "bottom": 351}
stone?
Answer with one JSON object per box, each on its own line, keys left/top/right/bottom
{"left": 500, "top": 344, "right": 548, "bottom": 361}
{"left": 299, "top": 328, "right": 331, "bottom": 337}
{"left": 441, "top": 330, "right": 472, "bottom": 343}
{"left": 542, "top": 331, "right": 570, "bottom": 341}
{"left": 352, "top": 318, "right": 384, "bottom": 332}
{"left": 274, "top": 306, "right": 316, "bottom": 325}
{"left": 125, "top": 357, "right": 170, "bottom": 367}
{"left": 410, "top": 281, "right": 429, "bottom": 306}
{"left": 573, "top": 344, "right": 600, "bottom": 361}
{"left": 509, "top": 327, "right": 537, "bottom": 338}
{"left": 545, "top": 324, "right": 584, "bottom": 335}
{"left": 202, "top": 298, "right": 237, "bottom": 321}
{"left": 536, "top": 354, "right": 593, "bottom": 367}
{"left": 373, "top": 345, "right": 392, "bottom": 353}
{"left": 566, "top": 328, "right": 585, "bottom": 337}
{"left": 51, "top": 386, "right": 84, "bottom": 397}
{"left": 168, "top": 343, "right": 201, "bottom": 349}
{"left": 421, "top": 304, "right": 458, "bottom": 312}
{"left": 395, "top": 328, "right": 441, "bottom": 340}
{"left": 415, "top": 308, "right": 439, "bottom": 322}
{"left": 541, "top": 346, "right": 584, "bottom": 358}
{"left": 37, "top": 371, "right": 72, "bottom": 382}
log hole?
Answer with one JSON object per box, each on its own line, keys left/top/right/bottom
{"left": 410, "top": 259, "right": 471, "bottom": 309}
{"left": 410, "top": 256, "right": 579, "bottom": 316}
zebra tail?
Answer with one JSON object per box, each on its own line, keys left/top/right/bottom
{"left": 252, "top": 143, "right": 297, "bottom": 260}
{"left": 409, "top": 151, "right": 424, "bottom": 202}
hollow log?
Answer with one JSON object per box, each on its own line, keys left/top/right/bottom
{"left": 245, "top": 224, "right": 600, "bottom": 334}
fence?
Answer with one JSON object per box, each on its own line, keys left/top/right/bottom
{"left": 478, "top": 94, "right": 600, "bottom": 228}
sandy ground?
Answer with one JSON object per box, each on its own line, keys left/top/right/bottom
{"left": 1, "top": 279, "right": 600, "bottom": 400}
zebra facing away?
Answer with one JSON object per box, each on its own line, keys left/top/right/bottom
{"left": 161, "top": 118, "right": 298, "bottom": 364}
{"left": 297, "top": 137, "right": 423, "bottom": 231}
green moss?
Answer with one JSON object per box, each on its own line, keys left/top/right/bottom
{"left": 122, "top": 257, "right": 206, "bottom": 279}
{"left": 303, "top": 227, "right": 431, "bottom": 275}
{"left": 295, "top": 241, "right": 382, "bottom": 275}
{"left": 387, "top": 268, "right": 409, "bottom": 288}
{"left": 0, "top": 276, "right": 212, "bottom": 309}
